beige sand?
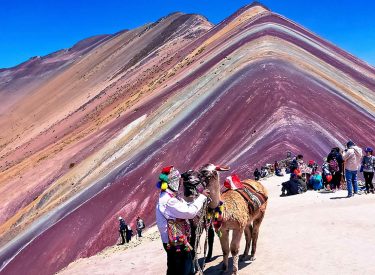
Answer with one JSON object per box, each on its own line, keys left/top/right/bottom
{"left": 58, "top": 174, "right": 375, "bottom": 275}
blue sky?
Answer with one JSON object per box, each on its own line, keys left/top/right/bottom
{"left": 1, "top": 0, "right": 374, "bottom": 68}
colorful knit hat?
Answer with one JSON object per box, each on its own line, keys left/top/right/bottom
{"left": 157, "top": 166, "right": 181, "bottom": 192}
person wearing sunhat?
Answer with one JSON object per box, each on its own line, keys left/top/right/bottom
{"left": 155, "top": 166, "right": 210, "bottom": 275}
{"left": 361, "top": 147, "right": 375, "bottom": 194}
{"left": 343, "top": 141, "right": 363, "bottom": 197}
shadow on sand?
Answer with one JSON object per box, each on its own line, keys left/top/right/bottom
{"left": 330, "top": 196, "right": 350, "bottom": 200}
{"left": 202, "top": 256, "right": 253, "bottom": 274}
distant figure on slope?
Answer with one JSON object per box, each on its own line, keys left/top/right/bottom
{"left": 343, "top": 141, "right": 363, "bottom": 197}
{"left": 118, "top": 217, "right": 127, "bottom": 245}
{"left": 327, "top": 147, "right": 344, "bottom": 192}
{"left": 253, "top": 168, "right": 261, "bottom": 180}
{"left": 361, "top": 147, "right": 375, "bottom": 194}
{"left": 136, "top": 216, "right": 145, "bottom": 238}
{"left": 156, "top": 166, "right": 210, "bottom": 275}
{"left": 126, "top": 224, "right": 133, "bottom": 243}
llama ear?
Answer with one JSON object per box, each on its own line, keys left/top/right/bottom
{"left": 215, "top": 166, "right": 230, "bottom": 171}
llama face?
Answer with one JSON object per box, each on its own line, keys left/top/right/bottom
{"left": 198, "top": 163, "right": 230, "bottom": 187}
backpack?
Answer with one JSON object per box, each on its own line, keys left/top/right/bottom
{"left": 328, "top": 159, "right": 339, "bottom": 173}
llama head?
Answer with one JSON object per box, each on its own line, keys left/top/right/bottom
{"left": 198, "top": 163, "right": 230, "bottom": 187}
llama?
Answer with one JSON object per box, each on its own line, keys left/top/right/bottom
{"left": 199, "top": 164, "right": 268, "bottom": 275}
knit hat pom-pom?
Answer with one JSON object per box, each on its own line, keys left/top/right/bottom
{"left": 161, "top": 182, "right": 168, "bottom": 190}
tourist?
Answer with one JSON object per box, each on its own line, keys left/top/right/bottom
{"left": 321, "top": 158, "right": 332, "bottom": 190}
{"left": 253, "top": 168, "right": 261, "bottom": 180}
{"left": 327, "top": 147, "right": 344, "bottom": 192}
{"left": 136, "top": 216, "right": 145, "bottom": 238}
{"left": 126, "top": 224, "right": 133, "bottom": 243}
{"left": 156, "top": 166, "right": 210, "bottom": 275}
{"left": 118, "top": 217, "right": 127, "bottom": 245}
{"left": 342, "top": 141, "right": 363, "bottom": 197}
{"left": 289, "top": 154, "right": 304, "bottom": 178}
{"left": 361, "top": 147, "right": 375, "bottom": 194}
{"left": 280, "top": 173, "right": 306, "bottom": 196}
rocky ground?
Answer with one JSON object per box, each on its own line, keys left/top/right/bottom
{"left": 58, "top": 174, "right": 375, "bottom": 275}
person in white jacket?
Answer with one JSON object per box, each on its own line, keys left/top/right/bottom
{"left": 155, "top": 166, "right": 210, "bottom": 275}
{"left": 342, "top": 141, "right": 363, "bottom": 197}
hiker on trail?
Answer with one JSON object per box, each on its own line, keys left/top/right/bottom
{"left": 327, "top": 147, "right": 344, "bottom": 192}
{"left": 126, "top": 224, "right": 133, "bottom": 243}
{"left": 118, "top": 217, "right": 127, "bottom": 245}
{"left": 343, "top": 141, "right": 363, "bottom": 197}
{"left": 361, "top": 147, "right": 375, "bottom": 194}
{"left": 254, "top": 168, "right": 261, "bottom": 180}
{"left": 156, "top": 166, "right": 210, "bottom": 275}
{"left": 136, "top": 216, "right": 145, "bottom": 238}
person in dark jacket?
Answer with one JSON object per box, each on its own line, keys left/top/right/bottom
{"left": 253, "top": 168, "right": 261, "bottom": 180}
{"left": 126, "top": 224, "right": 133, "bottom": 243}
{"left": 281, "top": 174, "right": 305, "bottom": 196}
{"left": 362, "top": 147, "right": 375, "bottom": 194}
{"left": 327, "top": 147, "right": 344, "bottom": 192}
{"left": 118, "top": 217, "right": 127, "bottom": 245}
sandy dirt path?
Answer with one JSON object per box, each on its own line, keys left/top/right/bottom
{"left": 58, "top": 174, "right": 375, "bottom": 275}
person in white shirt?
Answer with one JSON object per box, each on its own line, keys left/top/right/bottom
{"left": 342, "top": 141, "right": 363, "bottom": 197}
{"left": 155, "top": 166, "right": 210, "bottom": 275}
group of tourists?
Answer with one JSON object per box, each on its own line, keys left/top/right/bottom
{"left": 117, "top": 216, "right": 145, "bottom": 245}
{"left": 279, "top": 141, "right": 375, "bottom": 197}
{"left": 253, "top": 161, "right": 284, "bottom": 180}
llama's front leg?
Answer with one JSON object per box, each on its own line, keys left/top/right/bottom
{"left": 219, "top": 229, "right": 230, "bottom": 271}
{"left": 231, "top": 228, "right": 244, "bottom": 275}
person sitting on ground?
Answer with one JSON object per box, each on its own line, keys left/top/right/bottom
{"left": 343, "top": 141, "right": 363, "bottom": 197}
{"left": 156, "top": 166, "right": 210, "bottom": 275}
{"left": 275, "top": 167, "right": 284, "bottom": 176}
{"left": 309, "top": 172, "right": 323, "bottom": 191}
{"left": 327, "top": 147, "right": 344, "bottom": 192}
{"left": 118, "top": 217, "right": 127, "bottom": 245}
{"left": 136, "top": 216, "right": 145, "bottom": 238}
{"left": 306, "top": 160, "right": 318, "bottom": 183}
{"left": 281, "top": 173, "right": 306, "bottom": 196}
{"left": 253, "top": 168, "right": 261, "bottom": 180}
{"left": 361, "top": 147, "right": 375, "bottom": 194}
